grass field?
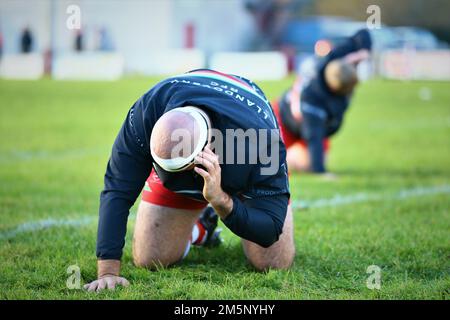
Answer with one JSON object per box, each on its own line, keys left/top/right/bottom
{"left": 0, "top": 77, "right": 449, "bottom": 300}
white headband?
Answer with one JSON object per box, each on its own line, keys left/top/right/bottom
{"left": 151, "top": 106, "right": 209, "bottom": 172}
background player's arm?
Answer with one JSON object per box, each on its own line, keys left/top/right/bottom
{"left": 300, "top": 108, "right": 327, "bottom": 173}
{"left": 326, "top": 29, "right": 372, "bottom": 63}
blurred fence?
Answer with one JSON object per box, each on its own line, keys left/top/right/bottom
{"left": 379, "top": 50, "right": 450, "bottom": 81}
{"left": 0, "top": 0, "right": 449, "bottom": 81}
{"left": 0, "top": 54, "right": 44, "bottom": 80}
{"left": 1, "top": 48, "right": 450, "bottom": 81}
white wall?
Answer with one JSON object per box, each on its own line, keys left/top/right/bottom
{"left": 171, "top": 0, "right": 255, "bottom": 54}
{"left": 210, "top": 51, "right": 288, "bottom": 80}
{"left": 49, "top": 0, "right": 173, "bottom": 73}
{"left": 0, "top": 0, "right": 255, "bottom": 75}
{"left": 380, "top": 49, "right": 450, "bottom": 80}
{"left": 0, "top": 0, "right": 51, "bottom": 54}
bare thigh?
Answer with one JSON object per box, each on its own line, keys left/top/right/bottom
{"left": 287, "top": 143, "right": 310, "bottom": 172}
{"left": 132, "top": 200, "right": 203, "bottom": 269}
{"left": 241, "top": 205, "right": 295, "bottom": 271}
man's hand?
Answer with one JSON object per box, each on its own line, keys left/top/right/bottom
{"left": 84, "top": 259, "right": 129, "bottom": 292}
{"left": 194, "top": 146, "right": 233, "bottom": 219}
{"left": 344, "top": 49, "right": 370, "bottom": 65}
{"left": 84, "top": 275, "right": 130, "bottom": 292}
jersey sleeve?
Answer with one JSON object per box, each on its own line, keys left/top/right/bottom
{"left": 222, "top": 193, "right": 289, "bottom": 247}
{"left": 96, "top": 98, "right": 152, "bottom": 260}
{"left": 222, "top": 146, "right": 290, "bottom": 247}
{"left": 326, "top": 29, "right": 372, "bottom": 63}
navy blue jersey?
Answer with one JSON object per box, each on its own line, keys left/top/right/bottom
{"left": 302, "top": 29, "right": 372, "bottom": 117}
{"left": 97, "top": 69, "right": 290, "bottom": 260}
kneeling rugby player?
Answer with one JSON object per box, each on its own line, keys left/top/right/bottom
{"left": 85, "top": 69, "right": 295, "bottom": 292}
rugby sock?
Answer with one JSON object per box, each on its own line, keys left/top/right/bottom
{"left": 182, "top": 222, "right": 208, "bottom": 260}
{"left": 182, "top": 241, "right": 191, "bottom": 259}
{"left": 191, "top": 221, "right": 208, "bottom": 246}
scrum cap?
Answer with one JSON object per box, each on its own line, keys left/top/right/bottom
{"left": 150, "top": 106, "right": 209, "bottom": 172}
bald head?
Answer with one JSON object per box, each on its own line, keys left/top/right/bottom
{"left": 150, "top": 106, "right": 210, "bottom": 172}
{"left": 325, "top": 59, "right": 358, "bottom": 95}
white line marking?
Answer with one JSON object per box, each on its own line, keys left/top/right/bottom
{"left": 0, "top": 217, "right": 95, "bottom": 241}
{"left": 292, "top": 184, "right": 450, "bottom": 210}
{"left": 0, "top": 184, "right": 449, "bottom": 240}
{"left": 0, "top": 147, "right": 110, "bottom": 163}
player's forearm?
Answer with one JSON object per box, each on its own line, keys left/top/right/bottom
{"left": 209, "top": 189, "right": 233, "bottom": 220}
{"left": 96, "top": 109, "right": 151, "bottom": 260}
{"left": 327, "top": 37, "right": 357, "bottom": 61}
{"left": 96, "top": 192, "right": 130, "bottom": 260}
{"left": 327, "top": 30, "right": 369, "bottom": 63}
{"left": 97, "top": 259, "right": 121, "bottom": 278}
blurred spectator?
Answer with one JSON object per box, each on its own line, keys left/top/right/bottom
{"left": 20, "top": 27, "right": 33, "bottom": 53}
{"left": 44, "top": 48, "right": 52, "bottom": 75}
{"left": 0, "top": 30, "right": 3, "bottom": 59}
{"left": 75, "top": 30, "right": 84, "bottom": 52}
{"left": 98, "top": 27, "right": 114, "bottom": 51}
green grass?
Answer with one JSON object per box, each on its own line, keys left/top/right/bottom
{"left": 0, "top": 77, "right": 449, "bottom": 299}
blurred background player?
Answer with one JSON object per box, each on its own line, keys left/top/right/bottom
{"left": 272, "top": 29, "right": 372, "bottom": 174}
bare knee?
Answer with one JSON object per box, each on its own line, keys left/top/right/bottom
{"left": 287, "top": 144, "right": 310, "bottom": 173}
{"left": 133, "top": 255, "right": 174, "bottom": 270}
{"left": 243, "top": 236, "right": 296, "bottom": 272}
{"left": 132, "top": 246, "right": 183, "bottom": 269}
{"left": 247, "top": 249, "right": 295, "bottom": 272}
{"left": 132, "top": 201, "right": 201, "bottom": 270}
{"left": 244, "top": 206, "right": 295, "bottom": 271}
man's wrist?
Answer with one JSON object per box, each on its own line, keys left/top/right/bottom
{"left": 97, "top": 259, "right": 121, "bottom": 278}
{"left": 210, "top": 190, "right": 233, "bottom": 219}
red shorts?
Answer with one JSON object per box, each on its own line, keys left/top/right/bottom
{"left": 271, "top": 100, "right": 330, "bottom": 151}
{"left": 142, "top": 169, "right": 208, "bottom": 210}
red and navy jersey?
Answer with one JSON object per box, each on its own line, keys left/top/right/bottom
{"left": 97, "top": 69, "right": 290, "bottom": 260}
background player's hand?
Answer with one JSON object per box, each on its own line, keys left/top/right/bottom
{"left": 344, "top": 49, "right": 370, "bottom": 65}
{"left": 84, "top": 275, "right": 129, "bottom": 292}
{"left": 320, "top": 172, "right": 338, "bottom": 181}
{"left": 194, "top": 146, "right": 233, "bottom": 218}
